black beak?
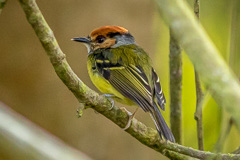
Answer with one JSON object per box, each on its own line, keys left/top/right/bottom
{"left": 71, "top": 37, "right": 91, "bottom": 43}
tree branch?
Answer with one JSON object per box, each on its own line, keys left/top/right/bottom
{"left": 0, "top": 102, "right": 92, "bottom": 160}
{"left": 194, "top": 71, "right": 204, "bottom": 151}
{"left": 232, "top": 147, "right": 240, "bottom": 154}
{"left": 215, "top": 117, "right": 233, "bottom": 152}
{"left": 193, "top": 0, "right": 204, "bottom": 151}
{"left": 169, "top": 29, "right": 182, "bottom": 144}
{"left": 153, "top": 0, "right": 240, "bottom": 128}
{"left": 0, "top": 0, "right": 7, "bottom": 14}
{"left": 163, "top": 150, "right": 193, "bottom": 160}
{"left": 18, "top": 0, "right": 240, "bottom": 159}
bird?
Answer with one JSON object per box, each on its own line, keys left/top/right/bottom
{"left": 72, "top": 26, "right": 175, "bottom": 142}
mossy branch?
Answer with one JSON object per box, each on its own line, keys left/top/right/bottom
{"left": 18, "top": 0, "right": 240, "bottom": 159}
{"left": 169, "top": 29, "right": 182, "bottom": 144}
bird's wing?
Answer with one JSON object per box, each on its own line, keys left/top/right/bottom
{"left": 95, "top": 57, "right": 153, "bottom": 112}
{"left": 94, "top": 49, "right": 175, "bottom": 142}
{"left": 152, "top": 69, "right": 166, "bottom": 111}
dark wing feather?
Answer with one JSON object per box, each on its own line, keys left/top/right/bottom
{"left": 151, "top": 102, "right": 176, "bottom": 142}
{"left": 152, "top": 69, "right": 166, "bottom": 111}
{"left": 103, "top": 66, "right": 153, "bottom": 112}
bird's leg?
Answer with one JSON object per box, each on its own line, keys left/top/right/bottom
{"left": 121, "top": 107, "right": 139, "bottom": 130}
{"left": 103, "top": 94, "right": 115, "bottom": 110}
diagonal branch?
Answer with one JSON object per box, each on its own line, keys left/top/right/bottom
{"left": 18, "top": 0, "right": 240, "bottom": 159}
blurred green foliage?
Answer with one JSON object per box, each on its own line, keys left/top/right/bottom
{"left": 153, "top": 0, "right": 240, "bottom": 153}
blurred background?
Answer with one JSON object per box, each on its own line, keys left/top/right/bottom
{"left": 0, "top": 0, "right": 240, "bottom": 159}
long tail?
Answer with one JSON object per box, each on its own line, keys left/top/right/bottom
{"left": 150, "top": 103, "right": 175, "bottom": 142}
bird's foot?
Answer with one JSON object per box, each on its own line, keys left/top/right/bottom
{"left": 121, "top": 107, "right": 139, "bottom": 130}
{"left": 103, "top": 94, "right": 115, "bottom": 110}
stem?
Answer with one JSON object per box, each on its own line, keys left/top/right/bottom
{"left": 193, "top": 0, "right": 204, "bottom": 151}
{"left": 194, "top": 72, "right": 204, "bottom": 151}
{"left": 215, "top": 117, "right": 233, "bottom": 152}
{"left": 232, "top": 146, "right": 240, "bottom": 154}
{"left": 169, "top": 29, "right": 182, "bottom": 144}
{"left": 194, "top": 0, "right": 200, "bottom": 19}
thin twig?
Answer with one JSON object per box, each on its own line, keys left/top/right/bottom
{"left": 193, "top": 0, "right": 200, "bottom": 19}
{"left": 163, "top": 141, "right": 239, "bottom": 159}
{"left": 0, "top": 0, "right": 7, "bottom": 14}
{"left": 193, "top": 0, "right": 204, "bottom": 151}
{"left": 163, "top": 150, "right": 195, "bottom": 160}
{"left": 214, "top": 117, "right": 233, "bottom": 152}
{"left": 18, "top": 0, "right": 240, "bottom": 159}
{"left": 194, "top": 71, "right": 204, "bottom": 151}
{"left": 169, "top": 29, "right": 182, "bottom": 144}
{"left": 232, "top": 146, "right": 240, "bottom": 154}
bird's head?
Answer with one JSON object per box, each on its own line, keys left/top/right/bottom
{"left": 72, "top": 26, "right": 136, "bottom": 54}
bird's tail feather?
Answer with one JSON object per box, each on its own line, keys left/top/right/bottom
{"left": 150, "top": 103, "right": 175, "bottom": 142}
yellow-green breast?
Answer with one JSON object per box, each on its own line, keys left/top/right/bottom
{"left": 87, "top": 54, "right": 135, "bottom": 106}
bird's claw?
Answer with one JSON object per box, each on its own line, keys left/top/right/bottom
{"left": 108, "top": 98, "right": 114, "bottom": 110}
{"left": 121, "top": 107, "right": 139, "bottom": 130}
{"left": 103, "top": 94, "right": 115, "bottom": 110}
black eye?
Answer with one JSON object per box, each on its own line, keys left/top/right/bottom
{"left": 96, "top": 35, "right": 106, "bottom": 43}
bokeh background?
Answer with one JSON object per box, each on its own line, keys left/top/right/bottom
{"left": 0, "top": 0, "right": 240, "bottom": 159}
